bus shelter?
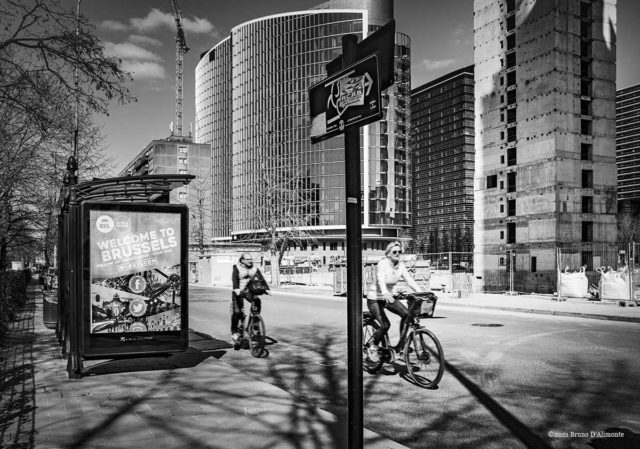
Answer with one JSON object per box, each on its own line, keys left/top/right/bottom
{"left": 56, "top": 174, "right": 194, "bottom": 378}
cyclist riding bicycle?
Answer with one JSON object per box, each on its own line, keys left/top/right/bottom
{"left": 366, "top": 241, "right": 425, "bottom": 362}
{"left": 231, "top": 253, "right": 267, "bottom": 349}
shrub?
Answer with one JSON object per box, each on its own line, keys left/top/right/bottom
{"left": 0, "top": 270, "right": 30, "bottom": 337}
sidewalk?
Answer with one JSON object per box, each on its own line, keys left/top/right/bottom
{"left": 0, "top": 284, "right": 407, "bottom": 449}
{"left": 274, "top": 283, "right": 640, "bottom": 323}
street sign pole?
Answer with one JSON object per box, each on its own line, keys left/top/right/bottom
{"left": 343, "top": 33, "right": 363, "bottom": 449}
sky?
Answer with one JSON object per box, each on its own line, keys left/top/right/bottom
{"left": 69, "top": 0, "right": 640, "bottom": 171}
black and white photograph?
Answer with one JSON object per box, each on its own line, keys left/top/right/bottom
{"left": 1, "top": 0, "right": 640, "bottom": 448}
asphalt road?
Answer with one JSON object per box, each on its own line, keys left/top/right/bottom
{"left": 188, "top": 285, "right": 640, "bottom": 449}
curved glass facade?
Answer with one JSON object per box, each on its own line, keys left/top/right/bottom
{"left": 195, "top": 0, "right": 411, "bottom": 250}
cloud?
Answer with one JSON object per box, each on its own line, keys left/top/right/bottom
{"left": 99, "top": 19, "right": 128, "bottom": 32}
{"left": 128, "top": 34, "right": 163, "bottom": 47}
{"left": 103, "top": 42, "right": 162, "bottom": 62}
{"left": 421, "top": 58, "right": 456, "bottom": 71}
{"left": 120, "top": 61, "right": 166, "bottom": 80}
{"left": 130, "top": 8, "right": 174, "bottom": 32}
{"left": 100, "top": 8, "right": 217, "bottom": 36}
{"left": 182, "top": 16, "right": 217, "bottom": 35}
{"left": 103, "top": 41, "right": 165, "bottom": 81}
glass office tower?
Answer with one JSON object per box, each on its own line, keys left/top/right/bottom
{"left": 195, "top": 0, "right": 411, "bottom": 254}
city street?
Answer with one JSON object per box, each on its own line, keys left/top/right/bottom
{"left": 189, "top": 284, "right": 640, "bottom": 449}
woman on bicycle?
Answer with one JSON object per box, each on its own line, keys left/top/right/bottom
{"left": 367, "top": 241, "right": 423, "bottom": 360}
{"left": 231, "top": 253, "right": 266, "bottom": 348}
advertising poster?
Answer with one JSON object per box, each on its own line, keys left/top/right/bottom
{"left": 88, "top": 209, "right": 183, "bottom": 334}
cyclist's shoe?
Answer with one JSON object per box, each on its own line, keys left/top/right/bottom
{"left": 367, "top": 344, "right": 381, "bottom": 363}
{"left": 231, "top": 332, "right": 241, "bottom": 350}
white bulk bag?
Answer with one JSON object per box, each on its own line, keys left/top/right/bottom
{"left": 597, "top": 267, "right": 630, "bottom": 300}
{"left": 557, "top": 266, "right": 588, "bottom": 298}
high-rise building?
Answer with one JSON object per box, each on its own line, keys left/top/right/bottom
{"left": 474, "top": 0, "right": 617, "bottom": 292}
{"left": 195, "top": 0, "right": 411, "bottom": 256}
{"left": 411, "top": 66, "right": 475, "bottom": 254}
{"left": 119, "top": 137, "right": 213, "bottom": 246}
{"left": 616, "top": 83, "right": 640, "bottom": 215}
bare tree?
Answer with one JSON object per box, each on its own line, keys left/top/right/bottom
{"left": 0, "top": 0, "right": 134, "bottom": 123}
{"left": 0, "top": 0, "right": 132, "bottom": 270}
{"left": 188, "top": 174, "right": 213, "bottom": 254}
{"left": 617, "top": 212, "right": 640, "bottom": 244}
{"left": 250, "top": 162, "right": 318, "bottom": 287}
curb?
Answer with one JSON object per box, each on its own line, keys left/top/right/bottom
{"left": 437, "top": 302, "right": 640, "bottom": 324}
{"left": 193, "top": 284, "right": 640, "bottom": 324}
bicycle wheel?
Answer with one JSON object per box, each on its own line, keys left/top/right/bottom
{"left": 404, "top": 328, "right": 444, "bottom": 389}
{"left": 362, "top": 318, "right": 388, "bottom": 374}
{"left": 248, "top": 314, "right": 267, "bottom": 357}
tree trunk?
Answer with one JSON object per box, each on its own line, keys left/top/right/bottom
{"left": 271, "top": 249, "right": 280, "bottom": 287}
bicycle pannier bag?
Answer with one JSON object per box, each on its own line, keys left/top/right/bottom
{"left": 248, "top": 271, "right": 269, "bottom": 295}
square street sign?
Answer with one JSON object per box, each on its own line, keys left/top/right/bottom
{"left": 309, "top": 53, "right": 381, "bottom": 144}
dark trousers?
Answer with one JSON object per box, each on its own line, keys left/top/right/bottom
{"left": 367, "top": 298, "right": 408, "bottom": 345}
{"left": 230, "top": 292, "right": 261, "bottom": 333}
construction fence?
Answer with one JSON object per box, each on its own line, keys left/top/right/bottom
{"left": 195, "top": 244, "right": 640, "bottom": 302}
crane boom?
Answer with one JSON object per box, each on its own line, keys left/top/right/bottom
{"left": 170, "top": 0, "right": 189, "bottom": 137}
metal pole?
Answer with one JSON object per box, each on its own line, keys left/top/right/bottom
{"left": 73, "top": 0, "right": 82, "bottom": 162}
{"left": 629, "top": 242, "right": 633, "bottom": 302}
{"left": 342, "top": 34, "right": 363, "bottom": 449}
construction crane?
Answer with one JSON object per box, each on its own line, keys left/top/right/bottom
{"left": 170, "top": 0, "right": 189, "bottom": 137}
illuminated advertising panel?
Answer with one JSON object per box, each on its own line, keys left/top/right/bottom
{"left": 81, "top": 202, "right": 188, "bottom": 357}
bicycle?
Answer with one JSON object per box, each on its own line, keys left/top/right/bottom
{"left": 235, "top": 293, "right": 268, "bottom": 358}
{"left": 362, "top": 291, "right": 445, "bottom": 389}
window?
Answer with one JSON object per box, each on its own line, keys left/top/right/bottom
{"left": 582, "top": 169, "right": 593, "bottom": 188}
{"left": 507, "top": 0, "right": 515, "bottom": 12}
{"left": 507, "top": 172, "right": 516, "bottom": 192}
{"left": 507, "top": 34, "right": 516, "bottom": 51}
{"left": 500, "top": 204, "right": 504, "bottom": 213}
{"left": 581, "top": 79, "right": 591, "bottom": 96}
{"left": 507, "top": 70, "right": 516, "bottom": 87}
{"left": 507, "top": 89, "right": 516, "bottom": 105}
{"left": 507, "top": 222, "right": 516, "bottom": 243}
{"left": 581, "top": 99, "right": 591, "bottom": 115}
{"left": 581, "top": 119, "right": 592, "bottom": 135}
{"left": 581, "top": 143, "right": 592, "bottom": 161}
{"left": 507, "top": 15, "right": 515, "bottom": 31}
{"left": 507, "top": 199, "right": 516, "bottom": 216}
{"left": 531, "top": 256, "right": 537, "bottom": 273}
{"left": 487, "top": 174, "right": 498, "bottom": 189}
{"left": 507, "top": 126, "right": 517, "bottom": 142}
{"left": 507, "top": 147, "right": 517, "bottom": 166}
{"left": 506, "top": 52, "right": 516, "bottom": 68}
{"left": 179, "top": 146, "right": 188, "bottom": 154}
{"left": 581, "top": 221, "right": 593, "bottom": 242}
{"left": 500, "top": 230, "right": 505, "bottom": 240}
{"left": 582, "top": 196, "right": 593, "bottom": 213}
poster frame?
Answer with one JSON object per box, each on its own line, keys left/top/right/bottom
{"left": 80, "top": 200, "right": 189, "bottom": 358}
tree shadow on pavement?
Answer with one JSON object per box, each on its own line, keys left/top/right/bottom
{"left": 0, "top": 287, "right": 37, "bottom": 449}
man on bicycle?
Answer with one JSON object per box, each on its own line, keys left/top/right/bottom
{"left": 231, "top": 253, "right": 267, "bottom": 349}
{"left": 366, "top": 241, "right": 424, "bottom": 362}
